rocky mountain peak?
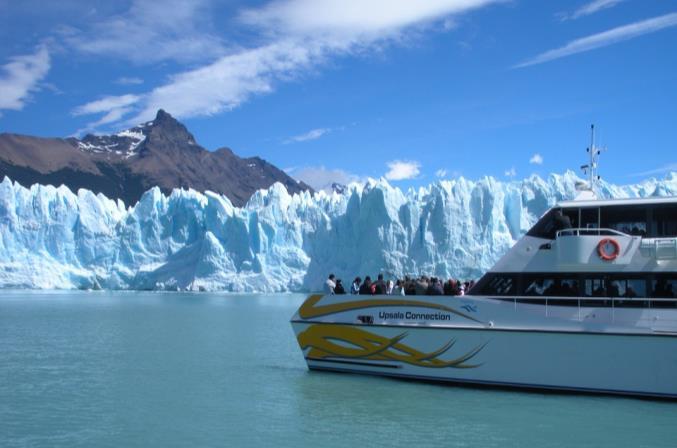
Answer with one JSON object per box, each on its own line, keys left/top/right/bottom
{"left": 144, "top": 109, "right": 198, "bottom": 148}
{"left": 0, "top": 110, "right": 312, "bottom": 207}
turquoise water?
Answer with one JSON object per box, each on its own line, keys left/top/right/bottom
{"left": 1, "top": 292, "right": 676, "bottom": 448}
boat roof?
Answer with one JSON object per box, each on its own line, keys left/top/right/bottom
{"left": 558, "top": 196, "right": 677, "bottom": 208}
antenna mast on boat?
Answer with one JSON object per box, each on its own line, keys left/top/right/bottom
{"left": 580, "top": 124, "right": 602, "bottom": 193}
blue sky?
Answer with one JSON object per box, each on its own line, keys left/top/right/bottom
{"left": 0, "top": 0, "right": 676, "bottom": 191}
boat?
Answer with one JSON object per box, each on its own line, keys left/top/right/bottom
{"left": 290, "top": 126, "right": 677, "bottom": 398}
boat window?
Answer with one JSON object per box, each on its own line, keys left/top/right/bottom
{"left": 526, "top": 208, "right": 576, "bottom": 239}
{"left": 580, "top": 207, "right": 599, "bottom": 230}
{"left": 583, "top": 278, "right": 607, "bottom": 297}
{"left": 474, "top": 273, "right": 676, "bottom": 309}
{"left": 558, "top": 279, "right": 581, "bottom": 297}
{"left": 580, "top": 277, "right": 609, "bottom": 306}
{"left": 562, "top": 208, "right": 578, "bottom": 229}
{"left": 473, "top": 274, "right": 516, "bottom": 296}
{"left": 522, "top": 276, "right": 580, "bottom": 296}
{"left": 651, "top": 274, "right": 677, "bottom": 308}
{"left": 653, "top": 205, "right": 677, "bottom": 237}
{"left": 607, "top": 277, "right": 646, "bottom": 298}
{"left": 526, "top": 209, "right": 558, "bottom": 239}
{"left": 651, "top": 275, "right": 676, "bottom": 298}
{"left": 523, "top": 276, "right": 552, "bottom": 296}
{"left": 600, "top": 205, "right": 647, "bottom": 236}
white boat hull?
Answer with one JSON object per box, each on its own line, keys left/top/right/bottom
{"left": 291, "top": 294, "right": 677, "bottom": 398}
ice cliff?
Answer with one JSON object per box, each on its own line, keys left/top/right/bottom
{"left": 1, "top": 172, "right": 676, "bottom": 291}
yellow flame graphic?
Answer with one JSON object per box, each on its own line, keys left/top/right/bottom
{"left": 298, "top": 324, "right": 486, "bottom": 369}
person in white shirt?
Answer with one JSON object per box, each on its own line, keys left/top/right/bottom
{"left": 350, "top": 277, "right": 361, "bottom": 295}
{"left": 325, "top": 274, "right": 336, "bottom": 294}
{"left": 392, "top": 279, "right": 406, "bottom": 296}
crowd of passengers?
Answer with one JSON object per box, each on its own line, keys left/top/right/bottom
{"left": 324, "top": 274, "right": 475, "bottom": 296}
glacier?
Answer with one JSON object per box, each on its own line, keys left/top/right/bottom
{"left": 0, "top": 172, "right": 676, "bottom": 292}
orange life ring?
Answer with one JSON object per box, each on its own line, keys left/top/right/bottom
{"left": 598, "top": 238, "right": 620, "bottom": 261}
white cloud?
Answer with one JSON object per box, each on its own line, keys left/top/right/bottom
{"left": 631, "top": 163, "right": 677, "bottom": 177}
{"left": 562, "top": 0, "right": 625, "bottom": 21}
{"left": 385, "top": 160, "right": 421, "bottom": 181}
{"left": 504, "top": 167, "right": 516, "bottom": 177}
{"left": 124, "top": 39, "right": 323, "bottom": 124}
{"left": 284, "top": 127, "right": 331, "bottom": 144}
{"left": 0, "top": 46, "right": 50, "bottom": 111}
{"left": 115, "top": 77, "right": 144, "bottom": 85}
{"left": 435, "top": 168, "right": 448, "bottom": 178}
{"left": 71, "top": 94, "right": 141, "bottom": 134}
{"left": 73, "top": 0, "right": 504, "bottom": 128}
{"left": 240, "top": 0, "right": 499, "bottom": 38}
{"left": 65, "top": 0, "right": 225, "bottom": 64}
{"left": 289, "top": 166, "right": 363, "bottom": 191}
{"left": 72, "top": 94, "right": 141, "bottom": 116}
{"left": 529, "top": 153, "right": 543, "bottom": 165}
{"left": 75, "top": 107, "right": 136, "bottom": 134}
{"left": 515, "top": 12, "right": 677, "bottom": 68}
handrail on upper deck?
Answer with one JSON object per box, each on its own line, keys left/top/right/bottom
{"left": 556, "top": 227, "right": 630, "bottom": 238}
{"left": 495, "top": 295, "right": 677, "bottom": 322}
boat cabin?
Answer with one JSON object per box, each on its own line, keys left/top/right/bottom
{"left": 527, "top": 198, "right": 677, "bottom": 240}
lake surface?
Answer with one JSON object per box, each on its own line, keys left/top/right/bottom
{"left": 1, "top": 291, "right": 676, "bottom": 448}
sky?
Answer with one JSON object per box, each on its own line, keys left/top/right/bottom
{"left": 0, "top": 0, "right": 676, "bottom": 191}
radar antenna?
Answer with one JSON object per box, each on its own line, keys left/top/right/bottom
{"left": 579, "top": 124, "right": 604, "bottom": 193}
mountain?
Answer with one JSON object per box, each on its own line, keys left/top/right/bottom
{"left": 0, "top": 172, "right": 675, "bottom": 291}
{"left": 0, "top": 110, "right": 311, "bottom": 206}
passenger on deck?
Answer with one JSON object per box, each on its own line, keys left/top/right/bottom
{"left": 624, "top": 285, "right": 637, "bottom": 298}
{"left": 415, "top": 276, "right": 429, "bottom": 295}
{"left": 653, "top": 280, "right": 675, "bottom": 298}
{"left": 667, "top": 282, "right": 676, "bottom": 298}
{"left": 405, "top": 278, "right": 417, "bottom": 296}
{"left": 350, "top": 277, "right": 362, "bottom": 295}
{"left": 554, "top": 209, "right": 573, "bottom": 232}
{"left": 386, "top": 280, "right": 394, "bottom": 295}
{"left": 428, "top": 278, "right": 444, "bottom": 295}
{"left": 359, "top": 276, "right": 373, "bottom": 295}
{"left": 443, "top": 279, "right": 455, "bottom": 296}
{"left": 325, "top": 274, "right": 336, "bottom": 294}
{"left": 373, "top": 274, "right": 386, "bottom": 295}
{"left": 392, "top": 280, "right": 406, "bottom": 296}
{"left": 592, "top": 284, "right": 606, "bottom": 297}
{"left": 334, "top": 279, "right": 346, "bottom": 295}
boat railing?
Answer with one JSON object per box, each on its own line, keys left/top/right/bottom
{"left": 500, "top": 295, "right": 677, "bottom": 322}
{"left": 556, "top": 227, "right": 629, "bottom": 238}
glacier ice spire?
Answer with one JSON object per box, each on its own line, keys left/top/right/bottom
{"left": 0, "top": 172, "right": 675, "bottom": 291}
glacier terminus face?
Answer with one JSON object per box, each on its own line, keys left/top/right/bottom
{"left": 0, "top": 172, "right": 675, "bottom": 292}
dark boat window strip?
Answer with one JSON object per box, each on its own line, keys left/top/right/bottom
{"left": 470, "top": 272, "right": 677, "bottom": 305}
{"left": 526, "top": 204, "right": 677, "bottom": 239}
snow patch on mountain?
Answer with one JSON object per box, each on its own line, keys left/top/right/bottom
{"left": 0, "top": 171, "right": 675, "bottom": 291}
{"left": 75, "top": 124, "right": 149, "bottom": 158}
